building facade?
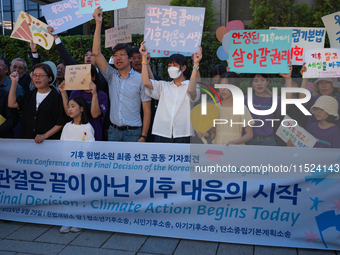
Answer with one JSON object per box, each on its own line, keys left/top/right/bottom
{"left": 1, "top": 0, "right": 313, "bottom": 36}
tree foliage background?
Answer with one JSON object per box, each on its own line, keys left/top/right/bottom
{"left": 169, "top": 0, "right": 216, "bottom": 31}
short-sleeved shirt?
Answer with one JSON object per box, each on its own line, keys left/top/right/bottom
{"left": 69, "top": 90, "right": 108, "bottom": 141}
{"left": 61, "top": 122, "right": 95, "bottom": 141}
{"left": 306, "top": 96, "right": 340, "bottom": 130}
{"left": 307, "top": 122, "right": 340, "bottom": 148}
{"left": 146, "top": 79, "right": 200, "bottom": 138}
{"left": 103, "top": 65, "right": 150, "bottom": 127}
{"left": 245, "top": 95, "right": 281, "bottom": 136}
{"left": 215, "top": 103, "right": 254, "bottom": 145}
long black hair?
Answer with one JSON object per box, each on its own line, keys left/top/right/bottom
{"left": 90, "top": 64, "right": 102, "bottom": 92}
{"left": 69, "top": 96, "right": 90, "bottom": 124}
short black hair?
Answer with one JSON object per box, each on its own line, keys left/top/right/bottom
{"left": 0, "top": 56, "right": 10, "bottom": 70}
{"left": 90, "top": 64, "right": 102, "bottom": 92}
{"left": 219, "top": 72, "right": 240, "bottom": 87}
{"left": 112, "top": 43, "right": 133, "bottom": 58}
{"left": 32, "top": 63, "right": 54, "bottom": 82}
{"left": 211, "top": 64, "right": 226, "bottom": 78}
{"left": 57, "top": 60, "right": 65, "bottom": 66}
{"left": 69, "top": 96, "right": 90, "bottom": 124}
{"left": 132, "top": 47, "right": 141, "bottom": 54}
{"left": 251, "top": 73, "right": 269, "bottom": 80}
{"left": 85, "top": 48, "right": 93, "bottom": 55}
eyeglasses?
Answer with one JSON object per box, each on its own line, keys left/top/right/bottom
{"left": 57, "top": 68, "right": 65, "bottom": 71}
{"left": 12, "top": 65, "right": 25, "bottom": 71}
{"left": 85, "top": 54, "right": 94, "bottom": 58}
{"left": 32, "top": 74, "right": 48, "bottom": 79}
{"left": 113, "top": 52, "right": 127, "bottom": 58}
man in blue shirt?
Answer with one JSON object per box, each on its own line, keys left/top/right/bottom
{"left": 92, "top": 7, "right": 151, "bottom": 142}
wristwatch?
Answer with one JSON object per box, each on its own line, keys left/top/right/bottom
{"left": 140, "top": 135, "right": 148, "bottom": 140}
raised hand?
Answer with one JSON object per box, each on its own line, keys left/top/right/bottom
{"left": 139, "top": 41, "right": 148, "bottom": 58}
{"left": 92, "top": 6, "right": 103, "bottom": 23}
{"left": 9, "top": 71, "right": 19, "bottom": 83}
{"left": 89, "top": 81, "right": 97, "bottom": 95}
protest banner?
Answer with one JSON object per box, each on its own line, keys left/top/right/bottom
{"left": 276, "top": 115, "right": 317, "bottom": 148}
{"left": 303, "top": 48, "right": 340, "bottom": 78}
{"left": 229, "top": 29, "right": 292, "bottom": 73}
{"left": 144, "top": 5, "right": 205, "bottom": 53}
{"left": 105, "top": 24, "right": 132, "bottom": 48}
{"left": 270, "top": 27, "right": 326, "bottom": 65}
{"left": 10, "top": 11, "right": 54, "bottom": 50}
{"left": 41, "top": 0, "right": 93, "bottom": 34}
{"left": 64, "top": 64, "right": 92, "bottom": 90}
{"left": 1, "top": 139, "right": 340, "bottom": 250}
{"left": 149, "top": 50, "right": 192, "bottom": 58}
{"left": 322, "top": 11, "right": 340, "bottom": 49}
{"left": 78, "top": 0, "right": 128, "bottom": 15}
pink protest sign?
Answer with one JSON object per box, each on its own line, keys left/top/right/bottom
{"left": 105, "top": 24, "right": 132, "bottom": 48}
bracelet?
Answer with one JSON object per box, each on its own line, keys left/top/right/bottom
{"left": 193, "top": 65, "right": 199, "bottom": 70}
{"left": 31, "top": 51, "right": 37, "bottom": 54}
{"left": 140, "top": 135, "right": 148, "bottom": 140}
{"left": 141, "top": 62, "right": 148, "bottom": 65}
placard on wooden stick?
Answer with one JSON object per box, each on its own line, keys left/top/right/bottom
{"left": 65, "top": 64, "right": 91, "bottom": 90}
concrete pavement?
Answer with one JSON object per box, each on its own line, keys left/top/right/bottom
{"left": 0, "top": 220, "right": 338, "bottom": 255}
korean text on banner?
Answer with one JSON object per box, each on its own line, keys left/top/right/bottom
{"left": 78, "top": 0, "right": 128, "bottom": 15}
{"left": 10, "top": 11, "right": 54, "bottom": 50}
{"left": 105, "top": 24, "right": 132, "bottom": 48}
{"left": 322, "top": 11, "right": 340, "bottom": 49}
{"left": 144, "top": 5, "right": 205, "bottom": 53}
{"left": 149, "top": 50, "right": 192, "bottom": 58}
{"left": 41, "top": 0, "right": 93, "bottom": 34}
{"left": 270, "top": 27, "right": 326, "bottom": 65}
{"left": 276, "top": 115, "right": 317, "bottom": 148}
{"left": 229, "top": 29, "right": 292, "bottom": 74}
{"left": 1, "top": 140, "right": 340, "bottom": 250}
{"left": 303, "top": 48, "right": 340, "bottom": 78}
{"left": 65, "top": 64, "right": 92, "bottom": 90}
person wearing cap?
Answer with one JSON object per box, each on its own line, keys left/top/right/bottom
{"left": 298, "top": 64, "right": 340, "bottom": 130}
{"left": 307, "top": 96, "right": 340, "bottom": 148}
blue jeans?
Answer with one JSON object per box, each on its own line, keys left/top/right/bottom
{"left": 246, "top": 134, "right": 276, "bottom": 146}
{"left": 154, "top": 135, "right": 190, "bottom": 144}
{"left": 108, "top": 125, "right": 142, "bottom": 142}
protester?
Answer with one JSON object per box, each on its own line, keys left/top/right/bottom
{"left": 59, "top": 65, "right": 108, "bottom": 141}
{"left": 92, "top": 7, "right": 151, "bottom": 142}
{"left": 60, "top": 96, "right": 94, "bottom": 233}
{"left": 8, "top": 63, "right": 68, "bottom": 142}
{"left": 207, "top": 72, "right": 253, "bottom": 145}
{"left": 288, "top": 95, "right": 340, "bottom": 148}
{"left": 10, "top": 42, "right": 40, "bottom": 92}
{"left": 296, "top": 63, "right": 340, "bottom": 130}
{"left": 140, "top": 41, "right": 201, "bottom": 143}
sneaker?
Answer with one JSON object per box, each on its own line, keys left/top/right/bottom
{"left": 70, "top": 227, "right": 82, "bottom": 233}
{"left": 60, "top": 226, "right": 70, "bottom": 233}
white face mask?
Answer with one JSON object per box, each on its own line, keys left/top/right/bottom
{"left": 168, "top": 66, "right": 182, "bottom": 79}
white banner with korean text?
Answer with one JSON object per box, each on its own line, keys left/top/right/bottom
{"left": 0, "top": 139, "right": 340, "bottom": 250}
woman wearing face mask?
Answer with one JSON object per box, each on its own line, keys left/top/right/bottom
{"left": 139, "top": 41, "right": 201, "bottom": 143}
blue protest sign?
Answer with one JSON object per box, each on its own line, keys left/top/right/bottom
{"left": 41, "top": 0, "right": 93, "bottom": 34}
{"left": 229, "top": 29, "right": 292, "bottom": 73}
{"left": 144, "top": 5, "right": 205, "bottom": 53}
